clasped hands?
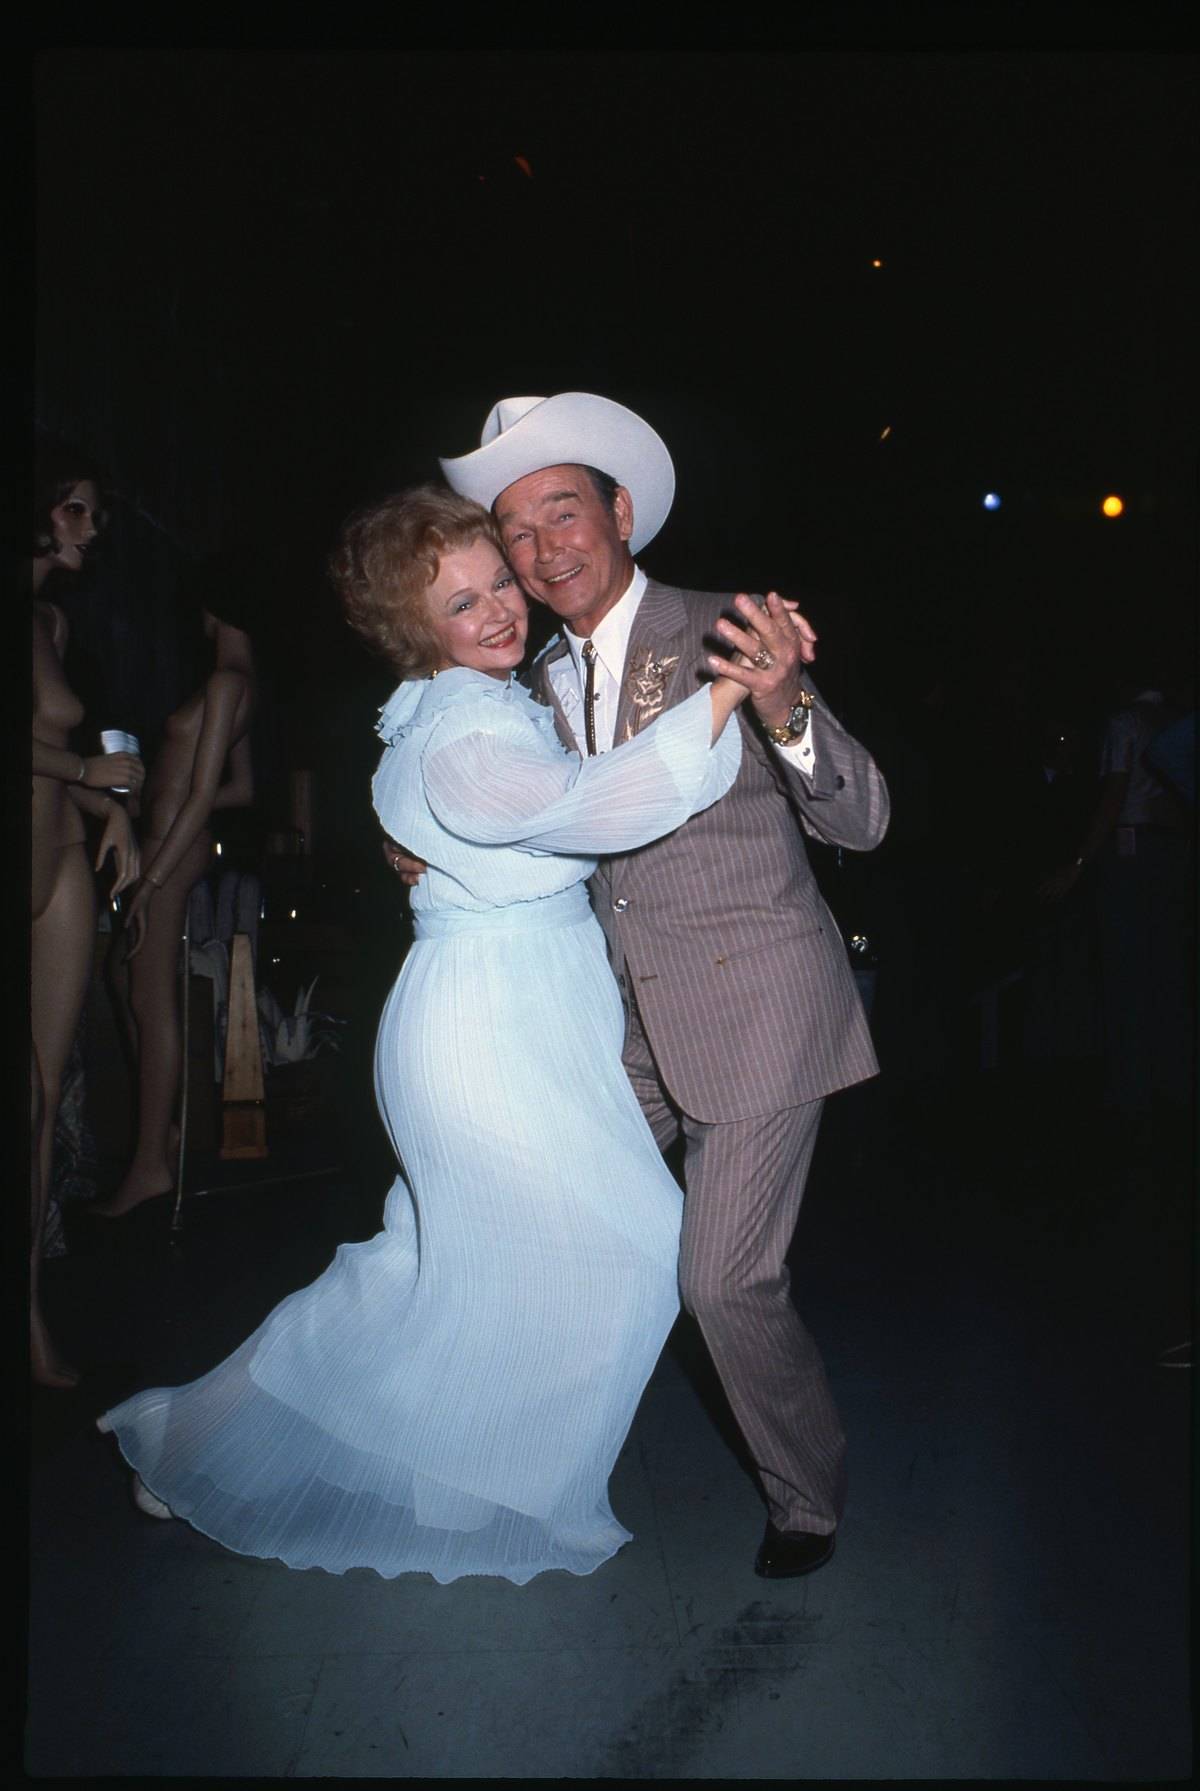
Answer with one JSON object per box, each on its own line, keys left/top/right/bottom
{"left": 707, "top": 592, "right": 818, "bottom": 730}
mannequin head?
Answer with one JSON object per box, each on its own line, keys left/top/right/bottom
{"left": 33, "top": 436, "right": 109, "bottom": 573}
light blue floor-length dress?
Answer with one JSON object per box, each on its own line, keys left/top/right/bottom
{"left": 99, "top": 668, "right": 741, "bottom": 1584}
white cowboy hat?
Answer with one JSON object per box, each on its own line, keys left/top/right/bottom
{"left": 439, "top": 393, "right": 676, "bottom": 555}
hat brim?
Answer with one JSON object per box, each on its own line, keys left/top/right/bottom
{"left": 440, "top": 393, "right": 675, "bottom": 555}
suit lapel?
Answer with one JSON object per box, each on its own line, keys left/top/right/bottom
{"left": 614, "top": 579, "right": 692, "bottom": 743}
{"left": 531, "top": 637, "right": 579, "bottom": 752}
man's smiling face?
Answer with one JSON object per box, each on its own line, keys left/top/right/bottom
{"left": 493, "top": 464, "right": 635, "bottom": 638}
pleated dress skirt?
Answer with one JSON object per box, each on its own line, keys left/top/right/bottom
{"left": 99, "top": 886, "right": 683, "bottom": 1584}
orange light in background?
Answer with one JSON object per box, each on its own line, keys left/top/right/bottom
{"left": 878, "top": 425, "right": 892, "bottom": 441}
{"left": 513, "top": 155, "right": 533, "bottom": 177}
{"left": 871, "top": 258, "right": 884, "bottom": 268}
{"left": 1101, "top": 494, "right": 1125, "bottom": 518}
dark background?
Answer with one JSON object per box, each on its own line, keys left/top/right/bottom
{"left": 27, "top": 48, "right": 1195, "bottom": 1781}
{"left": 35, "top": 45, "right": 1197, "bottom": 860}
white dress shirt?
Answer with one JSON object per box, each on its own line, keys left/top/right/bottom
{"left": 546, "top": 567, "right": 818, "bottom": 776}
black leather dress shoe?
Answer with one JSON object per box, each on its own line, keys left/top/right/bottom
{"left": 754, "top": 1522, "right": 836, "bottom": 1578}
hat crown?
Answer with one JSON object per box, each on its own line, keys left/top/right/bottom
{"left": 442, "top": 390, "right": 675, "bottom": 556}
{"left": 481, "top": 396, "right": 546, "bottom": 446}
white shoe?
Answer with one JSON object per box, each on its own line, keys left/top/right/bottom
{"left": 133, "top": 1474, "right": 175, "bottom": 1520}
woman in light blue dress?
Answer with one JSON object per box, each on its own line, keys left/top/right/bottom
{"left": 98, "top": 487, "right": 746, "bottom": 1585}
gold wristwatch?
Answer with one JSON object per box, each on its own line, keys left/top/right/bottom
{"left": 763, "top": 689, "right": 815, "bottom": 746}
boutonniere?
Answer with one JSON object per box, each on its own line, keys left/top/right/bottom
{"left": 623, "top": 647, "right": 679, "bottom": 737}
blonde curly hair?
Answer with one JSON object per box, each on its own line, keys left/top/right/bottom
{"left": 331, "top": 484, "right": 506, "bottom": 679}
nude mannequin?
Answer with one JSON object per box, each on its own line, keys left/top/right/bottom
{"left": 94, "top": 607, "right": 256, "bottom": 1217}
{"left": 32, "top": 471, "right": 143, "bottom": 1386}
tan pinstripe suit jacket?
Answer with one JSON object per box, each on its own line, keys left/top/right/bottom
{"left": 529, "top": 577, "right": 890, "bottom": 1123}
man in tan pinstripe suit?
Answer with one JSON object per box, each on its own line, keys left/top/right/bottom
{"left": 435, "top": 393, "right": 889, "bottom": 1577}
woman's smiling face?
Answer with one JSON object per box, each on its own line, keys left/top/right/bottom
{"left": 423, "top": 539, "right": 529, "bottom": 679}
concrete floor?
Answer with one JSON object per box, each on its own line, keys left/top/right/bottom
{"left": 26, "top": 1071, "right": 1192, "bottom": 1779}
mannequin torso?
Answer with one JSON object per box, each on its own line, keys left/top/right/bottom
{"left": 32, "top": 602, "right": 87, "bottom": 904}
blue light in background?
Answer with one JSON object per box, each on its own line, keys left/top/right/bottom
{"left": 982, "top": 492, "right": 1002, "bottom": 511}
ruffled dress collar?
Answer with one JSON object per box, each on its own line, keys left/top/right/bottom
{"left": 375, "top": 668, "right": 534, "bottom": 746}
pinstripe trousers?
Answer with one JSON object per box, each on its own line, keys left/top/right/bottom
{"left": 623, "top": 988, "right": 848, "bottom": 1536}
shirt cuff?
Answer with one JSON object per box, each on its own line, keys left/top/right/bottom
{"left": 772, "top": 720, "right": 817, "bottom": 777}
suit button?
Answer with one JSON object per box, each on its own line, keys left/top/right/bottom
{"left": 613, "top": 897, "right": 630, "bottom": 913}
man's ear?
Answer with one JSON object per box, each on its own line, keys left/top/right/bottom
{"left": 613, "top": 485, "right": 635, "bottom": 544}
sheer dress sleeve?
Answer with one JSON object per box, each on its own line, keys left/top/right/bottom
{"left": 422, "top": 685, "right": 741, "bottom": 856}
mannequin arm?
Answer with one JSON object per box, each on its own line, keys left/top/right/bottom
{"left": 68, "top": 785, "right": 122, "bottom": 821}
{"left": 33, "top": 737, "right": 145, "bottom": 796}
{"left": 210, "top": 733, "right": 254, "bottom": 811}
{"left": 93, "top": 803, "right": 141, "bottom": 894}
{"left": 123, "top": 671, "right": 250, "bottom": 958}
{"left": 57, "top": 787, "right": 141, "bottom": 893}
{"left": 139, "top": 670, "right": 249, "bottom": 890}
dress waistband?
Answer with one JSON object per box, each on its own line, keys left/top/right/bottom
{"left": 412, "top": 884, "right": 592, "bottom": 939}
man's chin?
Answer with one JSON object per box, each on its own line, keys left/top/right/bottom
{"left": 529, "top": 583, "right": 592, "bottom": 618}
